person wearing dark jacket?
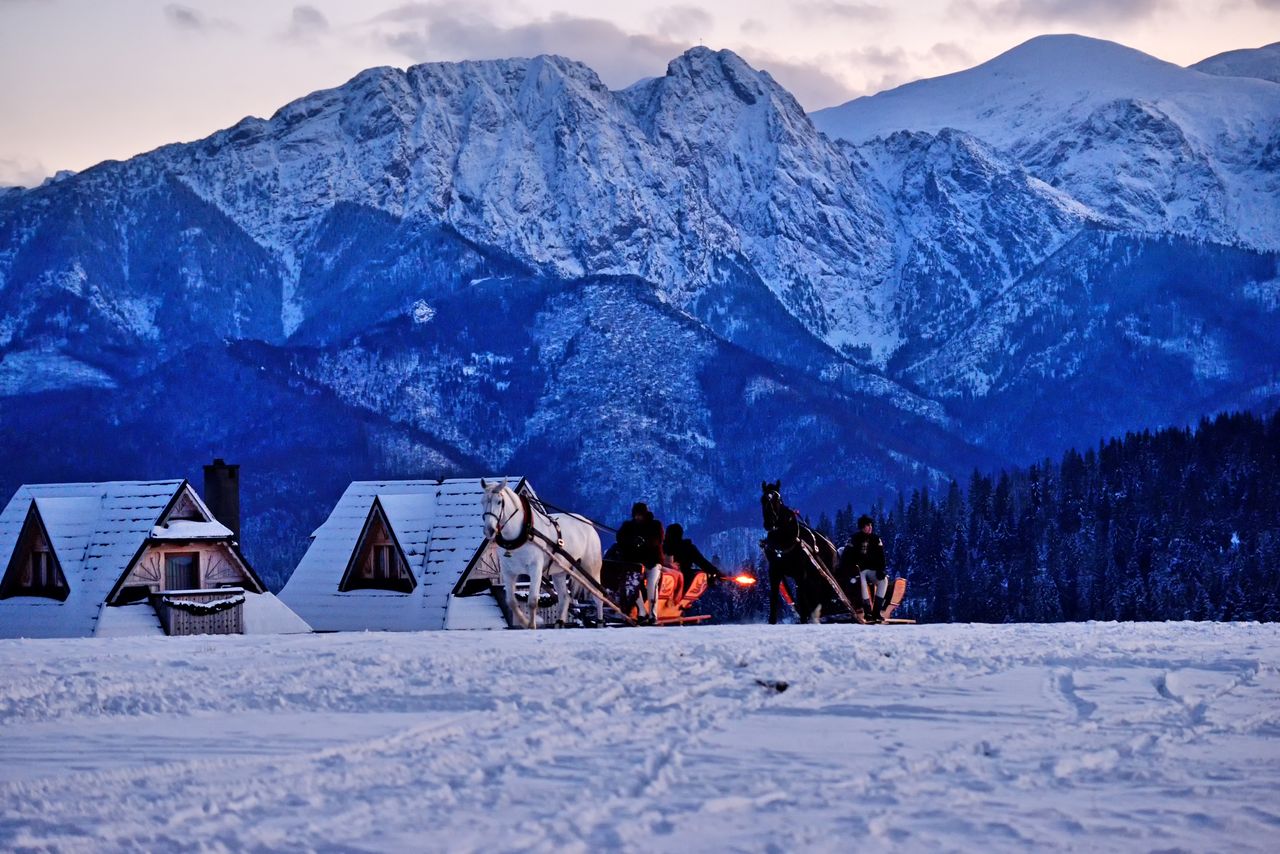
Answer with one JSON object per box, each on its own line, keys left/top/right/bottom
{"left": 664, "top": 524, "right": 720, "bottom": 585}
{"left": 615, "top": 502, "right": 665, "bottom": 622}
{"left": 840, "top": 515, "right": 889, "bottom": 622}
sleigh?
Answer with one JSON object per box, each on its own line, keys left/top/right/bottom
{"left": 771, "top": 566, "right": 913, "bottom": 625}
{"left": 809, "top": 576, "right": 913, "bottom": 624}
{"left": 597, "top": 560, "right": 717, "bottom": 625}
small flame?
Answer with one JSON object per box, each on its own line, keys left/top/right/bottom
{"left": 731, "top": 573, "right": 757, "bottom": 586}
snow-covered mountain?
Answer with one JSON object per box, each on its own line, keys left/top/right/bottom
{"left": 814, "top": 35, "right": 1280, "bottom": 250}
{"left": 1192, "top": 41, "right": 1280, "bottom": 84}
{"left": 1, "top": 41, "right": 1277, "bottom": 585}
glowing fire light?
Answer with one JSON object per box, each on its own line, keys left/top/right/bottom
{"left": 731, "top": 574, "right": 757, "bottom": 586}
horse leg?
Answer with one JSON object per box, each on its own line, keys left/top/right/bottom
{"left": 795, "top": 570, "right": 817, "bottom": 624}
{"left": 505, "top": 574, "right": 529, "bottom": 629}
{"left": 553, "top": 571, "right": 570, "bottom": 627}
{"left": 526, "top": 562, "right": 543, "bottom": 630}
{"left": 768, "top": 564, "right": 784, "bottom": 625}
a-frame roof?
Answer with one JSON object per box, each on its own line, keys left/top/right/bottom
{"left": 336, "top": 496, "right": 416, "bottom": 593}
{"left": 0, "top": 481, "right": 184, "bottom": 637}
{"left": 0, "top": 479, "right": 262, "bottom": 638}
{"left": 280, "top": 477, "right": 530, "bottom": 632}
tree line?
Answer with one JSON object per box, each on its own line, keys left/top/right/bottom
{"left": 811, "top": 410, "right": 1280, "bottom": 623}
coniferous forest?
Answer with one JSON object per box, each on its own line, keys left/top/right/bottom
{"left": 809, "top": 411, "right": 1280, "bottom": 623}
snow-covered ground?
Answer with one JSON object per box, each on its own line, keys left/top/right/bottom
{"left": 2, "top": 622, "right": 1277, "bottom": 852}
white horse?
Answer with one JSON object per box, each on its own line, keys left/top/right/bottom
{"left": 480, "top": 479, "right": 604, "bottom": 629}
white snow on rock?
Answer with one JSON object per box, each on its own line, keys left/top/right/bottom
{"left": 0, "top": 349, "right": 117, "bottom": 397}
{"left": 410, "top": 298, "right": 435, "bottom": 325}
{"left": 0, "top": 622, "right": 1276, "bottom": 851}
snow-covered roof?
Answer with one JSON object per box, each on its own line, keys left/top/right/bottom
{"left": 280, "top": 477, "right": 529, "bottom": 632}
{"left": 150, "top": 519, "right": 233, "bottom": 540}
{"left": 0, "top": 481, "right": 185, "bottom": 638}
{"left": 0, "top": 479, "right": 273, "bottom": 639}
{"left": 444, "top": 593, "right": 507, "bottom": 630}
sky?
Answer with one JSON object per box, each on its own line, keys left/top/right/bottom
{"left": 0, "top": 0, "right": 1276, "bottom": 186}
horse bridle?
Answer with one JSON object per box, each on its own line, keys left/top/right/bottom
{"left": 485, "top": 489, "right": 534, "bottom": 550}
{"left": 762, "top": 489, "right": 785, "bottom": 532}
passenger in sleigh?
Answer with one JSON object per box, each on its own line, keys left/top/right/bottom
{"left": 664, "top": 523, "right": 722, "bottom": 605}
{"left": 610, "top": 502, "right": 667, "bottom": 623}
{"left": 838, "top": 515, "right": 889, "bottom": 623}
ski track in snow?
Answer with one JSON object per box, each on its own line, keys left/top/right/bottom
{"left": 1, "top": 623, "right": 1278, "bottom": 852}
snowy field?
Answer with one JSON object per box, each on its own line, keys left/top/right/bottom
{"left": 2, "top": 623, "right": 1278, "bottom": 853}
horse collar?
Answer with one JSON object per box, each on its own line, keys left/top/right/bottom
{"left": 494, "top": 492, "right": 534, "bottom": 550}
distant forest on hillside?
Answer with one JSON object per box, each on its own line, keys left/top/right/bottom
{"left": 804, "top": 411, "right": 1280, "bottom": 623}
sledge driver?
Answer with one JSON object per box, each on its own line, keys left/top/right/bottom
{"left": 613, "top": 502, "right": 666, "bottom": 623}
{"left": 839, "top": 515, "right": 889, "bottom": 622}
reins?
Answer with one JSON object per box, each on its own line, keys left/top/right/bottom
{"left": 527, "top": 496, "right": 618, "bottom": 535}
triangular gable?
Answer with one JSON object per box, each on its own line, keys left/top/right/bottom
{"left": 103, "top": 480, "right": 266, "bottom": 603}
{"left": 338, "top": 497, "right": 416, "bottom": 593}
{"left": 0, "top": 501, "right": 70, "bottom": 601}
{"left": 158, "top": 483, "right": 215, "bottom": 526}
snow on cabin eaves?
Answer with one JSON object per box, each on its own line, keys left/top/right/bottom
{"left": 279, "top": 477, "right": 529, "bottom": 632}
{"left": 0, "top": 480, "right": 183, "bottom": 638}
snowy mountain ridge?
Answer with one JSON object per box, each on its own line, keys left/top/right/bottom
{"left": 1192, "top": 41, "right": 1280, "bottom": 84}
{"left": 813, "top": 35, "right": 1280, "bottom": 251}
{"left": 0, "top": 38, "right": 1277, "bottom": 584}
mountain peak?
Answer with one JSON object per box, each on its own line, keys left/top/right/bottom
{"left": 980, "top": 33, "right": 1179, "bottom": 79}
{"left": 663, "top": 46, "right": 771, "bottom": 103}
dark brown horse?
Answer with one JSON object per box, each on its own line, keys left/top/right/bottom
{"left": 760, "top": 481, "right": 840, "bottom": 624}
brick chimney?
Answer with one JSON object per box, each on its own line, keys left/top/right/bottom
{"left": 203, "top": 458, "right": 241, "bottom": 541}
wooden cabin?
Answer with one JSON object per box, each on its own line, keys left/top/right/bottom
{"left": 280, "top": 477, "right": 531, "bottom": 632}
{"left": 0, "top": 474, "right": 310, "bottom": 638}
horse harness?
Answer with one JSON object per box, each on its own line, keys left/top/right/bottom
{"left": 486, "top": 491, "right": 563, "bottom": 553}
{"left": 487, "top": 489, "right": 637, "bottom": 626}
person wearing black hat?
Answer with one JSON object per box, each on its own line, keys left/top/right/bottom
{"left": 615, "top": 502, "right": 665, "bottom": 623}
{"left": 839, "top": 515, "right": 889, "bottom": 622}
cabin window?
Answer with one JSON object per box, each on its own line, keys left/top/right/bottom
{"left": 375, "top": 545, "right": 394, "bottom": 580}
{"left": 0, "top": 505, "right": 70, "bottom": 602}
{"left": 164, "top": 553, "right": 200, "bottom": 590}
{"left": 35, "top": 551, "right": 57, "bottom": 587}
{"left": 20, "top": 550, "right": 60, "bottom": 590}
{"left": 340, "top": 543, "right": 413, "bottom": 593}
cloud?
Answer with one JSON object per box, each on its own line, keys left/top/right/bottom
{"left": 366, "top": 3, "right": 854, "bottom": 108}
{"left": 843, "top": 45, "right": 915, "bottom": 93}
{"left": 0, "top": 155, "right": 49, "bottom": 188}
{"left": 748, "top": 53, "right": 857, "bottom": 106}
{"left": 950, "top": 0, "right": 1173, "bottom": 25}
{"left": 282, "top": 4, "right": 329, "bottom": 42}
{"left": 928, "top": 41, "right": 973, "bottom": 65}
{"left": 651, "top": 5, "right": 712, "bottom": 40}
{"left": 163, "top": 3, "right": 238, "bottom": 34}
{"left": 793, "top": 2, "right": 892, "bottom": 23}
